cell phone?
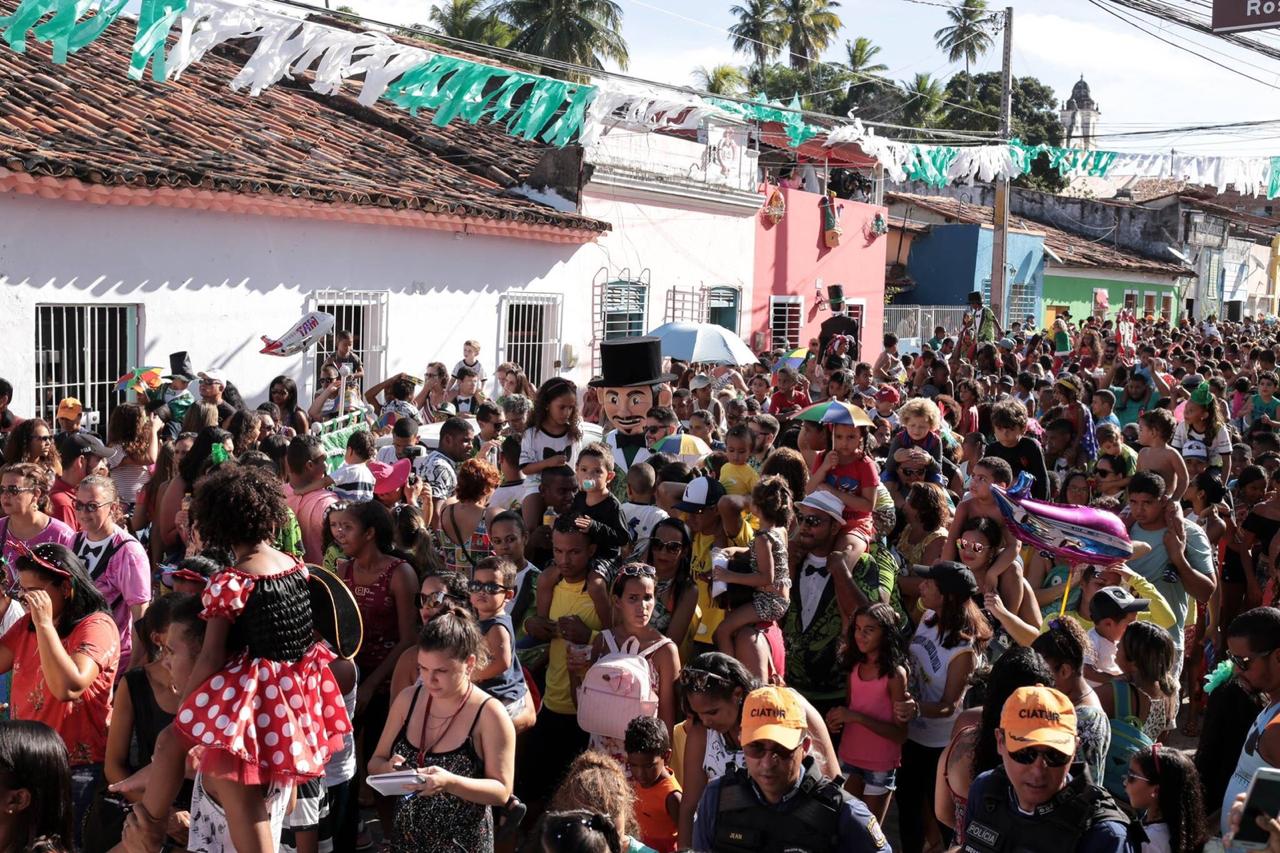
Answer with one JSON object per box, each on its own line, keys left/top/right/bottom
{"left": 1236, "top": 766, "right": 1280, "bottom": 849}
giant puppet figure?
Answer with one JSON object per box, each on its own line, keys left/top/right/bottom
{"left": 589, "top": 337, "right": 675, "bottom": 482}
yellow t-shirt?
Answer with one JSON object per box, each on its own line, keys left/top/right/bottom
{"left": 719, "top": 463, "right": 760, "bottom": 498}
{"left": 543, "top": 577, "right": 604, "bottom": 715}
{"left": 690, "top": 522, "right": 754, "bottom": 644}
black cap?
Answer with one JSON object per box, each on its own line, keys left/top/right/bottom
{"left": 911, "top": 560, "right": 979, "bottom": 597}
{"left": 674, "top": 477, "right": 727, "bottom": 513}
{"left": 1089, "top": 586, "right": 1150, "bottom": 624}
{"left": 56, "top": 431, "right": 110, "bottom": 459}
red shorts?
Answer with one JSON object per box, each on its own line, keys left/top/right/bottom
{"left": 843, "top": 515, "right": 875, "bottom": 543}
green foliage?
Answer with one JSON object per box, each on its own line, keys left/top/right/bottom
{"left": 779, "top": 0, "right": 842, "bottom": 69}
{"left": 428, "top": 0, "right": 513, "bottom": 48}
{"left": 933, "top": 0, "right": 995, "bottom": 77}
{"left": 492, "top": 0, "right": 628, "bottom": 71}
{"left": 898, "top": 72, "right": 944, "bottom": 135}
{"left": 942, "top": 71, "right": 1066, "bottom": 190}
{"left": 693, "top": 64, "right": 749, "bottom": 96}
{"left": 729, "top": 0, "right": 786, "bottom": 80}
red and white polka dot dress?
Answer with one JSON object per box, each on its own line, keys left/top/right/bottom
{"left": 173, "top": 566, "right": 352, "bottom": 786}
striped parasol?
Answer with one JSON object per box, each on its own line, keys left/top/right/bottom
{"left": 115, "top": 366, "right": 165, "bottom": 393}
{"left": 651, "top": 433, "right": 712, "bottom": 465}
{"left": 771, "top": 347, "right": 808, "bottom": 372}
{"left": 818, "top": 401, "right": 875, "bottom": 428}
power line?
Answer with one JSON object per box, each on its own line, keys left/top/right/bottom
{"left": 620, "top": 0, "right": 1005, "bottom": 124}
{"left": 262, "top": 0, "right": 1007, "bottom": 143}
{"left": 1086, "top": 0, "right": 1280, "bottom": 90}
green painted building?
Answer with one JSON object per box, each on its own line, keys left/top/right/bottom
{"left": 1041, "top": 270, "right": 1185, "bottom": 328}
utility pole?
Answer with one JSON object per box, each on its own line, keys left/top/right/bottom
{"left": 989, "top": 6, "right": 1013, "bottom": 329}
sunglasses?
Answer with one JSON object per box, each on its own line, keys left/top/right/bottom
{"left": 616, "top": 564, "right": 657, "bottom": 582}
{"left": 72, "top": 500, "right": 108, "bottom": 513}
{"left": 0, "top": 486, "right": 35, "bottom": 496}
{"left": 901, "top": 467, "right": 926, "bottom": 478}
{"left": 1227, "top": 648, "right": 1274, "bottom": 670}
{"left": 651, "top": 540, "right": 684, "bottom": 553}
{"left": 743, "top": 741, "right": 800, "bottom": 761}
{"left": 1006, "top": 746, "right": 1071, "bottom": 767}
{"left": 416, "top": 590, "right": 452, "bottom": 609}
{"left": 957, "top": 539, "right": 986, "bottom": 555}
{"left": 678, "top": 667, "right": 733, "bottom": 692}
{"left": 33, "top": 435, "right": 53, "bottom": 443}
{"left": 1124, "top": 771, "right": 1152, "bottom": 784}
{"left": 797, "top": 514, "right": 829, "bottom": 528}
{"left": 467, "top": 580, "right": 511, "bottom": 596}
{"left": 643, "top": 426, "right": 667, "bottom": 435}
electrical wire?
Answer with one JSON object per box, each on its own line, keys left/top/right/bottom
{"left": 264, "top": 0, "right": 1008, "bottom": 143}
{"left": 1086, "top": 0, "right": 1280, "bottom": 90}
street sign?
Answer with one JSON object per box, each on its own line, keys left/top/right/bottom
{"left": 1213, "top": 0, "right": 1280, "bottom": 33}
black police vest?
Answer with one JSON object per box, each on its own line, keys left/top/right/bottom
{"left": 961, "top": 767, "right": 1132, "bottom": 853}
{"left": 713, "top": 760, "right": 845, "bottom": 853}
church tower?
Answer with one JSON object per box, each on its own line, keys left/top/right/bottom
{"left": 1060, "top": 76, "right": 1100, "bottom": 150}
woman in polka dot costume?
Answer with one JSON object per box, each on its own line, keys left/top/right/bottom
{"left": 114, "top": 465, "right": 351, "bottom": 853}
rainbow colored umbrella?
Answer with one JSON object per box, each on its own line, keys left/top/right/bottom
{"left": 115, "top": 366, "right": 165, "bottom": 393}
{"left": 771, "top": 347, "right": 808, "bottom": 372}
{"left": 818, "top": 401, "right": 875, "bottom": 428}
{"left": 795, "top": 399, "right": 853, "bottom": 423}
{"left": 651, "top": 433, "right": 712, "bottom": 465}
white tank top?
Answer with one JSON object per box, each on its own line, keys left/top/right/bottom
{"left": 908, "top": 613, "right": 975, "bottom": 748}
{"left": 1221, "top": 700, "right": 1280, "bottom": 842}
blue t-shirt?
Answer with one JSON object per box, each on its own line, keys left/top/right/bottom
{"left": 1125, "top": 519, "right": 1214, "bottom": 653}
{"left": 692, "top": 770, "right": 890, "bottom": 852}
{"left": 964, "top": 770, "right": 1133, "bottom": 853}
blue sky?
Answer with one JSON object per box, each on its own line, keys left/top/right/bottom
{"left": 329, "top": 0, "right": 1280, "bottom": 155}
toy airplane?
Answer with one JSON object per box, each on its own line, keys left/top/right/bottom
{"left": 260, "top": 311, "right": 336, "bottom": 357}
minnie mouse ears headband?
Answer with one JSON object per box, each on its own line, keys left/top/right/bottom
{"left": 9, "top": 540, "right": 73, "bottom": 579}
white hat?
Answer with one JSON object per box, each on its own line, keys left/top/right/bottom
{"left": 198, "top": 369, "right": 227, "bottom": 385}
{"left": 795, "top": 491, "right": 845, "bottom": 524}
{"left": 690, "top": 375, "right": 714, "bottom": 390}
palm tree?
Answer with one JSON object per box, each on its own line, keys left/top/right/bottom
{"left": 779, "top": 0, "right": 841, "bottom": 70}
{"left": 844, "top": 36, "right": 887, "bottom": 80}
{"left": 729, "top": 0, "right": 785, "bottom": 82}
{"left": 692, "top": 64, "right": 748, "bottom": 96}
{"left": 934, "top": 0, "right": 995, "bottom": 77}
{"left": 899, "top": 72, "right": 944, "bottom": 132}
{"left": 493, "top": 0, "right": 629, "bottom": 70}
{"left": 428, "top": 0, "right": 513, "bottom": 47}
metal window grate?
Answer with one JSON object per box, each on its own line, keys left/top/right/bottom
{"left": 34, "top": 304, "right": 138, "bottom": 431}
{"left": 307, "top": 290, "right": 389, "bottom": 396}
{"left": 769, "top": 296, "right": 802, "bottom": 350}
{"left": 603, "top": 282, "right": 649, "bottom": 340}
{"left": 706, "top": 286, "right": 741, "bottom": 334}
{"left": 982, "top": 279, "right": 1037, "bottom": 327}
{"left": 498, "top": 293, "right": 563, "bottom": 387}
{"left": 664, "top": 288, "right": 706, "bottom": 325}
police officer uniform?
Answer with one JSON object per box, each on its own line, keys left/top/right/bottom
{"left": 962, "top": 766, "right": 1134, "bottom": 853}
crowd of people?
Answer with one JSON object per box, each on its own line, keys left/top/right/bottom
{"left": 0, "top": 303, "right": 1278, "bottom": 853}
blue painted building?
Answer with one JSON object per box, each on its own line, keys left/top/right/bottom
{"left": 886, "top": 193, "right": 1047, "bottom": 323}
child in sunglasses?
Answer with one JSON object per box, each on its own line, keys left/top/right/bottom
{"left": 1122, "top": 744, "right": 1208, "bottom": 853}
{"left": 467, "top": 557, "right": 529, "bottom": 728}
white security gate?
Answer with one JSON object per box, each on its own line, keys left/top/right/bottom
{"left": 34, "top": 304, "right": 138, "bottom": 429}
{"left": 307, "top": 290, "right": 389, "bottom": 394}
{"left": 769, "top": 295, "right": 802, "bottom": 350}
{"left": 665, "top": 287, "right": 706, "bottom": 324}
{"left": 497, "top": 293, "right": 563, "bottom": 386}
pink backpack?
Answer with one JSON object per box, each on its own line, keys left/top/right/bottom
{"left": 576, "top": 633, "right": 666, "bottom": 740}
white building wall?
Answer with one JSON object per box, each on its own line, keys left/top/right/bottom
{"left": 0, "top": 191, "right": 603, "bottom": 415}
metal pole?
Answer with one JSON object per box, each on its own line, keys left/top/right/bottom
{"left": 990, "top": 7, "right": 1013, "bottom": 329}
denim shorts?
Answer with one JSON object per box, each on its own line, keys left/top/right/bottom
{"left": 840, "top": 762, "right": 897, "bottom": 795}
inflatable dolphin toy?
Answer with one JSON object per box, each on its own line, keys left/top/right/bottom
{"left": 990, "top": 472, "right": 1133, "bottom": 566}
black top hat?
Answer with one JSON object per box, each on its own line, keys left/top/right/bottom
{"left": 308, "top": 565, "right": 363, "bottom": 661}
{"left": 588, "top": 336, "right": 677, "bottom": 388}
{"left": 163, "top": 351, "right": 197, "bottom": 382}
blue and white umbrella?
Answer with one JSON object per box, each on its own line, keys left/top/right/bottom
{"left": 646, "top": 321, "right": 758, "bottom": 366}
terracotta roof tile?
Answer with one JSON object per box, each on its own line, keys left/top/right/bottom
{"left": 886, "top": 191, "right": 1190, "bottom": 276}
{"left": 0, "top": 6, "right": 607, "bottom": 233}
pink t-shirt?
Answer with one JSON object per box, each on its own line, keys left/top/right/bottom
{"left": 838, "top": 667, "right": 901, "bottom": 771}
{"left": 0, "top": 516, "right": 76, "bottom": 580}
{"left": 73, "top": 528, "right": 151, "bottom": 668}
{"left": 285, "top": 485, "right": 339, "bottom": 565}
